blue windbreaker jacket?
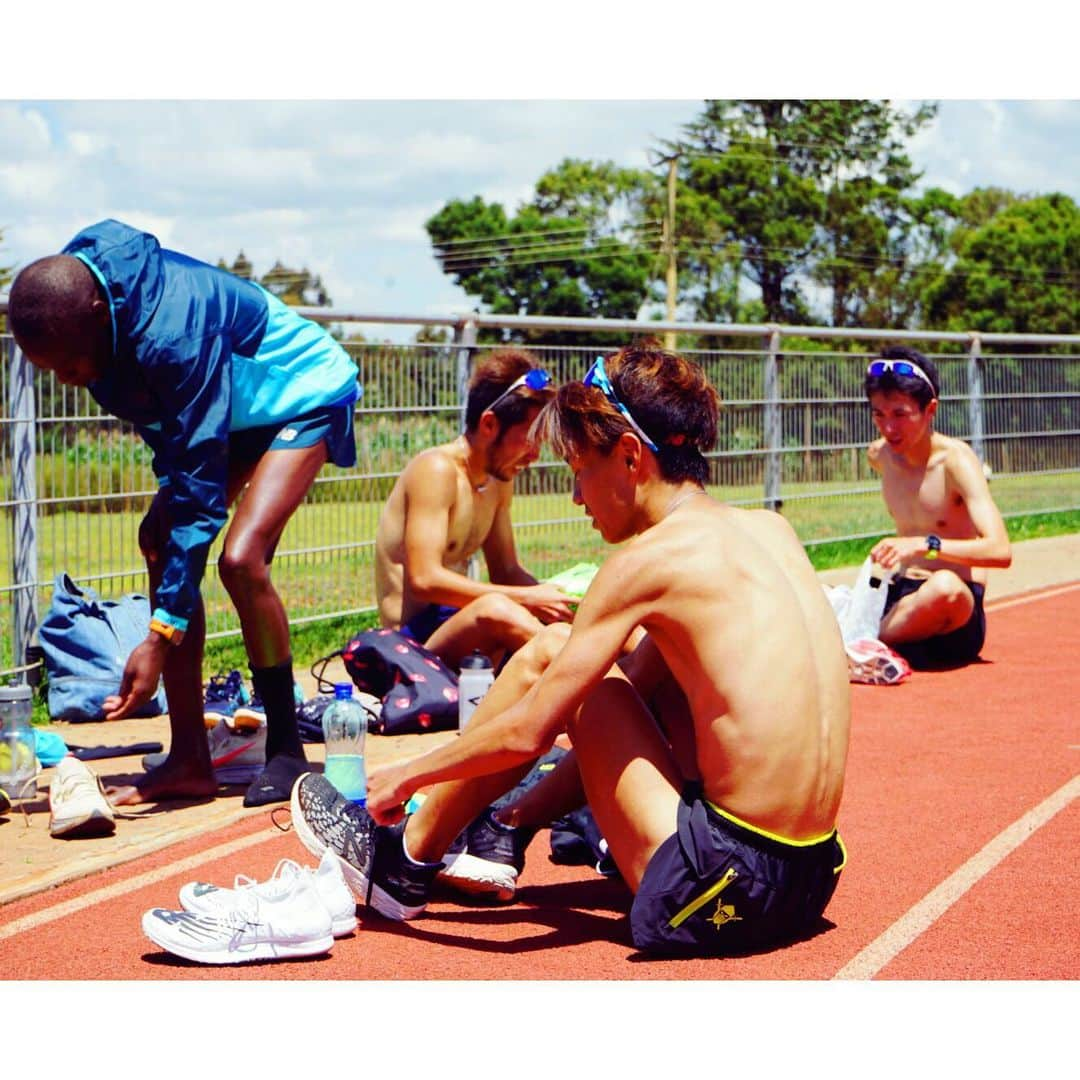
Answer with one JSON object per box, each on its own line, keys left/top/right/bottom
{"left": 63, "top": 219, "right": 361, "bottom": 634}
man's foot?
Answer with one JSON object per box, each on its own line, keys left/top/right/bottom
{"left": 107, "top": 758, "right": 219, "bottom": 806}
{"left": 143, "top": 716, "right": 267, "bottom": 785}
{"left": 437, "top": 808, "right": 536, "bottom": 902}
{"left": 243, "top": 752, "right": 307, "bottom": 808}
{"left": 290, "top": 772, "right": 441, "bottom": 920}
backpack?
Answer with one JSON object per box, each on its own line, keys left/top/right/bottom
{"left": 38, "top": 574, "right": 168, "bottom": 722}
{"left": 313, "top": 628, "right": 459, "bottom": 736}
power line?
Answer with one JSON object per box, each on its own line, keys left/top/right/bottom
{"left": 433, "top": 219, "right": 663, "bottom": 251}
{"left": 438, "top": 227, "right": 663, "bottom": 268}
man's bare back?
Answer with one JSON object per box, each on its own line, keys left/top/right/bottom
{"left": 579, "top": 496, "right": 850, "bottom": 840}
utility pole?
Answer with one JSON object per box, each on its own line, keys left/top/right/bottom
{"left": 663, "top": 154, "right": 678, "bottom": 350}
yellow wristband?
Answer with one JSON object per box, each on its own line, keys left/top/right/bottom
{"left": 149, "top": 618, "right": 184, "bottom": 645}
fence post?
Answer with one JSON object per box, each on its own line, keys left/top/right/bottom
{"left": 763, "top": 328, "right": 782, "bottom": 511}
{"left": 453, "top": 316, "right": 481, "bottom": 581}
{"left": 454, "top": 316, "right": 478, "bottom": 435}
{"left": 967, "top": 334, "right": 986, "bottom": 463}
{"left": 8, "top": 340, "right": 39, "bottom": 682}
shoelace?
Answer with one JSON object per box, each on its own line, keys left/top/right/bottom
{"left": 230, "top": 858, "right": 303, "bottom": 892}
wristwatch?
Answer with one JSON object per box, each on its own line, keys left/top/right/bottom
{"left": 925, "top": 534, "right": 942, "bottom": 561}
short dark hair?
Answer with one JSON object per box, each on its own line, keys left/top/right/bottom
{"left": 864, "top": 345, "right": 940, "bottom": 410}
{"left": 8, "top": 256, "right": 101, "bottom": 352}
{"left": 535, "top": 338, "right": 720, "bottom": 485}
{"left": 463, "top": 348, "right": 553, "bottom": 433}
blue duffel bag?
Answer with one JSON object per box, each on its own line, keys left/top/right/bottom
{"left": 38, "top": 573, "right": 168, "bottom": 722}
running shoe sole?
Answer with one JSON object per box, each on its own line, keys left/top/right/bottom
{"left": 141, "top": 909, "right": 333, "bottom": 965}
{"left": 437, "top": 851, "right": 517, "bottom": 901}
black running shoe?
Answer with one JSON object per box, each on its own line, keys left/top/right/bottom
{"left": 290, "top": 773, "right": 440, "bottom": 920}
{"left": 437, "top": 808, "right": 537, "bottom": 901}
{"left": 467, "top": 809, "right": 537, "bottom": 875}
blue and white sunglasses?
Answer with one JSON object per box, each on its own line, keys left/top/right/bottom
{"left": 487, "top": 368, "right": 553, "bottom": 413}
{"left": 867, "top": 358, "right": 936, "bottom": 395}
{"left": 583, "top": 355, "right": 659, "bottom": 452}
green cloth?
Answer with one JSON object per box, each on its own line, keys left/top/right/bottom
{"left": 545, "top": 562, "right": 600, "bottom": 599}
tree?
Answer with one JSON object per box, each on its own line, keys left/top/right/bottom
{"left": 0, "top": 228, "right": 12, "bottom": 332}
{"left": 218, "top": 252, "right": 332, "bottom": 306}
{"left": 918, "top": 191, "right": 1080, "bottom": 335}
{"left": 665, "top": 100, "right": 937, "bottom": 325}
{"left": 426, "top": 159, "right": 660, "bottom": 343}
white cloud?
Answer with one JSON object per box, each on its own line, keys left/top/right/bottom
{"left": 2, "top": 99, "right": 1078, "bottom": 341}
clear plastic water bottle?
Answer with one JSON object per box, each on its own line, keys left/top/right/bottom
{"left": 0, "top": 684, "right": 38, "bottom": 798}
{"left": 322, "top": 682, "right": 367, "bottom": 806}
{"left": 458, "top": 651, "right": 494, "bottom": 732}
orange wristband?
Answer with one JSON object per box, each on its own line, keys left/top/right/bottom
{"left": 149, "top": 618, "right": 185, "bottom": 645}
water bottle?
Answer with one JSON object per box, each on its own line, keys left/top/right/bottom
{"left": 458, "top": 651, "right": 494, "bottom": 732}
{"left": 0, "top": 684, "right": 38, "bottom": 798}
{"left": 322, "top": 682, "right": 367, "bottom": 806}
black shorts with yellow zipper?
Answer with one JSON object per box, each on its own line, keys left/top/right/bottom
{"left": 629, "top": 784, "right": 846, "bottom": 956}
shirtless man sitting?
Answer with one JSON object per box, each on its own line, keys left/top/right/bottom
{"left": 866, "top": 346, "right": 1012, "bottom": 668}
{"left": 291, "top": 340, "right": 851, "bottom": 956}
{"left": 374, "top": 348, "right": 574, "bottom": 672}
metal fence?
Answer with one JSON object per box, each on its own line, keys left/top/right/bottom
{"left": 3, "top": 304, "right": 1079, "bottom": 680}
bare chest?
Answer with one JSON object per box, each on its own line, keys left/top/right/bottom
{"left": 881, "top": 459, "right": 971, "bottom": 535}
{"left": 443, "top": 480, "right": 498, "bottom": 564}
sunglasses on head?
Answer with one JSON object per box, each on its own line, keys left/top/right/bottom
{"left": 583, "top": 355, "right": 659, "bottom": 452}
{"left": 486, "top": 368, "right": 552, "bottom": 413}
{"left": 867, "top": 358, "right": 936, "bottom": 395}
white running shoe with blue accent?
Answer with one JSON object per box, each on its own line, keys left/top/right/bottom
{"left": 178, "top": 849, "right": 357, "bottom": 938}
{"left": 142, "top": 871, "right": 334, "bottom": 965}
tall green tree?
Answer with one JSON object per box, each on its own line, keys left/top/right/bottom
{"left": 426, "top": 159, "right": 660, "bottom": 342}
{"left": 918, "top": 191, "right": 1080, "bottom": 335}
{"left": 665, "top": 100, "right": 937, "bottom": 325}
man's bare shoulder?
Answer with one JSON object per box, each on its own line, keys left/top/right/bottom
{"left": 867, "top": 438, "right": 887, "bottom": 472}
{"left": 400, "top": 443, "right": 462, "bottom": 489}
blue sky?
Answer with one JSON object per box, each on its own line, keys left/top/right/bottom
{"left": 2, "top": 9, "right": 1076, "bottom": 342}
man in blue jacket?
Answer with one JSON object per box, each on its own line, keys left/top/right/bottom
{"left": 8, "top": 219, "right": 361, "bottom": 807}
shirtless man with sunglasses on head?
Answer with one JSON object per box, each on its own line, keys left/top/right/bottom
{"left": 865, "top": 345, "right": 1012, "bottom": 669}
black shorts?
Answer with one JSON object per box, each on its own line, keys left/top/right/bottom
{"left": 228, "top": 402, "right": 357, "bottom": 469}
{"left": 884, "top": 576, "right": 986, "bottom": 668}
{"left": 630, "top": 785, "right": 846, "bottom": 957}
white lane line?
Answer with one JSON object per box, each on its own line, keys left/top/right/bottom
{"left": 834, "top": 773, "right": 1080, "bottom": 980}
{"left": 986, "top": 581, "right": 1080, "bottom": 613}
{"left": 0, "top": 827, "right": 283, "bottom": 942}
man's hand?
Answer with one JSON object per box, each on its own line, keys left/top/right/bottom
{"left": 870, "top": 535, "right": 926, "bottom": 572}
{"left": 366, "top": 762, "right": 414, "bottom": 826}
{"left": 102, "top": 635, "right": 169, "bottom": 720}
{"left": 518, "top": 583, "right": 576, "bottom": 624}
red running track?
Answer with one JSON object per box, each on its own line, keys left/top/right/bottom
{"left": 1, "top": 584, "right": 1077, "bottom": 981}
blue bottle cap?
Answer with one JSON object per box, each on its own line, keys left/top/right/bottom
{"left": 334, "top": 682, "right": 354, "bottom": 700}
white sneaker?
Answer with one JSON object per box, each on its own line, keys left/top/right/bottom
{"left": 142, "top": 872, "right": 334, "bottom": 964}
{"left": 846, "top": 638, "right": 912, "bottom": 685}
{"left": 49, "top": 756, "right": 116, "bottom": 839}
{"left": 178, "top": 848, "right": 357, "bottom": 937}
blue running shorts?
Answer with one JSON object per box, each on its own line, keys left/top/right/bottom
{"left": 229, "top": 402, "right": 357, "bottom": 469}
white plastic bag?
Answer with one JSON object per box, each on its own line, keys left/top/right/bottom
{"left": 837, "top": 556, "right": 894, "bottom": 646}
